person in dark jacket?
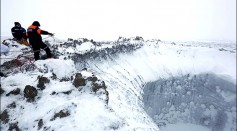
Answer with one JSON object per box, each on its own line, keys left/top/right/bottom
{"left": 11, "top": 22, "right": 27, "bottom": 40}
{"left": 26, "top": 21, "right": 54, "bottom": 60}
{"left": 11, "top": 22, "right": 29, "bottom": 46}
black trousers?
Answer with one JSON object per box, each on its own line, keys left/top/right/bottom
{"left": 31, "top": 42, "right": 51, "bottom": 60}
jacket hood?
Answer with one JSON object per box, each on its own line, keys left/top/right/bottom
{"left": 32, "top": 21, "right": 40, "bottom": 26}
{"left": 14, "top": 22, "right": 21, "bottom": 27}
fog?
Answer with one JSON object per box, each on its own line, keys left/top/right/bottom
{"left": 1, "top": 0, "right": 236, "bottom": 41}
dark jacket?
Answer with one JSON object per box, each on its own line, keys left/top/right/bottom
{"left": 26, "top": 25, "right": 50, "bottom": 45}
{"left": 11, "top": 26, "right": 26, "bottom": 40}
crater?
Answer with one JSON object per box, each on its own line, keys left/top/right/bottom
{"left": 143, "top": 73, "right": 236, "bottom": 131}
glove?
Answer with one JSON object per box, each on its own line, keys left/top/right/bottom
{"left": 48, "top": 33, "right": 54, "bottom": 36}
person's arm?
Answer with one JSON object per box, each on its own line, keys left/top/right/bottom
{"left": 11, "top": 28, "right": 17, "bottom": 38}
{"left": 37, "top": 28, "right": 54, "bottom": 36}
{"left": 21, "top": 28, "right": 27, "bottom": 39}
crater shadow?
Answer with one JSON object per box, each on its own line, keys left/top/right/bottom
{"left": 143, "top": 73, "right": 236, "bottom": 131}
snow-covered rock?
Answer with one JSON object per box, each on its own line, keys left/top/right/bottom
{"left": 34, "top": 59, "right": 76, "bottom": 79}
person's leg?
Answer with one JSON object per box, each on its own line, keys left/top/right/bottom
{"left": 45, "top": 47, "right": 52, "bottom": 58}
{"left": 34, "top": 52, "right": 40, "bottom": 60}
{"left": 31, "top": 44, "right": 40, "bottom": 60}
{"left": 40, "top": 42, "right": 51, "bottom": 58}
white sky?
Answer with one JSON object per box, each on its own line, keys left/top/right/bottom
{"left": 1, "top": 0, "right": 236, "bottom": 41}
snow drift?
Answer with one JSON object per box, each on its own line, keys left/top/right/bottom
{"left": 0, "top": 36, "right": 236, "bottom": 131}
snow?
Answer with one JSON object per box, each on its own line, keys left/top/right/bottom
{"left": 34, "top": 59, "right": 76, "bottom": 79}
{"left": 1, "top": 36, "right": 236, "bottom": 131}
{"left": 76, "top": 42, "right": 95, "bottom": 54}
{"left": 81, "top": 70, "right": 94, "bottom": 77}
{"left": 161, "top": 123, "right": 211, "bottom": 131}
{"left": 1, "top": 60, "right": 126, "bottom": 130}
{"left": 0, "top": 43, "right": 9, "bottom": 54}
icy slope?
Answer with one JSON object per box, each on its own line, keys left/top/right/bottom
{"left": 1, "top": 37, "right": 236, "bottom": 131}
{"left": 73, "top": 38, "right": 236, "bottom": 131}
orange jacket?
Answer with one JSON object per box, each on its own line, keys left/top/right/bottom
{"left": 26, "top": 25, "right": 50, "bottom": 45}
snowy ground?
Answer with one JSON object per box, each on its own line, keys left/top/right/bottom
{"left": 0, "top": 36, "right": 236, "bottom": 131}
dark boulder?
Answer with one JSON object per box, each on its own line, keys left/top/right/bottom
{"left": 37, "top": 76, "right": 50, "bottom": 90}
{"left": 92, "top": 81, "right": 106, "bottom": 92}
{"left": 6, "top": 88, "right": 20, "bottom": 96}
{"left": 87, "top": 76, "right": 98, "bottom": 82}
{"left": 73, "top": 73, "right": 86, "bottom": 89}
{"left": 38, "top": 119, "right": 43, "bottom": 130}
{"left": 24, "top": 85, "right": 37, "bottom": 102}
{"left": 8, "top": 122, "right": 19, "bottom": 131}
{"left": 0, "top": 109, "right": 9, "bottom": 123}
{"left": 50, "top": 73, "right": 57, "bottom": 80}
{"left": 0, "top": 72, "right": 6, "bottom": 77}
{"left": 50, "top": 110, "right": 70, "bottom": 121}
{"left": 0, "top": 86, "right": 5, "bottom": 95}
{"left": 7, "top": 102, "right": 16, "bottom": 109}
{"left": 1, "top": 59, "right": 22, "bottom": 70}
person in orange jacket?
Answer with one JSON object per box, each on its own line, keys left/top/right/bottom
{"left": 26, "top": 21, "right": 54, "bottom": 60}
